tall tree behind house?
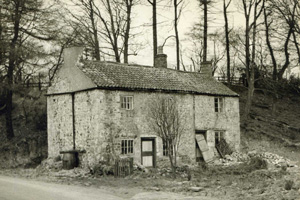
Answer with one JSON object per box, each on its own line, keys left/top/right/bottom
{"left": 223, "top": 0, "right": 232, "bottom": 84}
{"left": 147, "top": 0, "right": 158, "bottom": 66}
{"left": 173, "top": 0, "right": 184, "bottom": 70}
{"left": 199, "top": 0, "right": 211, "bottom": 62}
{"left": 242, "top": 0, "right": 265, "bottom": 118}
{"left": 61, "top": 0, "right": 139, "bottom": 63}
{"left": 0, "top": 0, "right": 57, "bottom": 139}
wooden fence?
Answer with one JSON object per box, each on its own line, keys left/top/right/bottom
{"left": 114, "top": 157, "right": 134, "bottom": 178}
{"left": 215, "top": 76, "right": 244, "bottom": 86}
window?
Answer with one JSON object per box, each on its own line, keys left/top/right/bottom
{"left": 121, "top": 96, "right": 133, "bottom": 110}
{"left": 121, "top": 139, "right": 133, "bottom": 154}
{"left": 214, "top": 97, "right": 224, "bottom": 112}
{"left": 163, "top": 139, "right": 174, "bottom": 156}
{"left": 215, "top": 131, "right": 224, "bottom": 145}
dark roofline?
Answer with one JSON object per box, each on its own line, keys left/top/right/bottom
{"left": 46, "top": 86, "right": 239, "bottom": 97}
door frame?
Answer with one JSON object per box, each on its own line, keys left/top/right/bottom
{"left": 141, "top": 137, "right": 156, "bottom": 168}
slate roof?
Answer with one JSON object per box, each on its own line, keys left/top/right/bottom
{"left": 78, "top": 61, "right": 238, "bottom": 97}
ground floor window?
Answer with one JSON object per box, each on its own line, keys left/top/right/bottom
{"left": 163, "top": 139, "right": 174, "bottom": 156}
{"left": 121, "top": 139, "right": 133, "bottom": 154}
{"left": 215, "top": 131, "right": 225, "bottom": 145}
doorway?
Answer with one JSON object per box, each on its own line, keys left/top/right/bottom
{"left": 141, "top": 138, "right": 156, "bottom": 167}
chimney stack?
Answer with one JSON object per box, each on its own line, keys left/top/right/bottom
{"left": 63, "top": 46, "right": 84, "bottom": 69}
{"left": 200, "top": 61, "right": 213, "bottom": 77}
{"left": 154, "top": 46, "right": 167, "bottom": 68}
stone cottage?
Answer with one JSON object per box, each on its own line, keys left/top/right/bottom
{"left": 47, "top": 47, "right": 240, "bottom": 168}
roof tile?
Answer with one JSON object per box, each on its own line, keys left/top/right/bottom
{"left": 78, "top": 61, "right": 238, "bottom": 97}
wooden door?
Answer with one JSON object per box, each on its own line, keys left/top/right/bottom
{"left": 141, "top": 138, "right": 156, "bottom": 167}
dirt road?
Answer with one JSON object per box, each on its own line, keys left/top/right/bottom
{"left": 0, "top": 175, "right": 220, "bottom": 200}
{"left": 0, "top": 175, "right": 123, "bottom": 200}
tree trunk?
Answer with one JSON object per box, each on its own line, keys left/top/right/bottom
{"left": 174, "top": 0, "right": 180, "bottom": 70}
{"left": 168, "top": 150, "right": 176, "bottom": 178}
{"left": 152, "top": 0, "right": 158, "bottom": 64}
{"left": 203, "top": 0, "right": 208, "bottom": 62}
{"left": 277, "top": 27, "right": 293, "bottom": 80}
{"left": 243, "top": 0, "right": 252, "bottom": 118}
{"left": 106, "top": 0, "right": 120, "bottom": 63}
{"left": 5, "top": 1, "right": 23, "bottom": 139}
{"left": 124, "top": 0, "right": 133, "bottom": 64}
{"left": 223, "top": 0, "right": 231, "bottom": 84}
{"left": 264, "top": 7, "right": 277, "bottom": 80}
{"left": 89, "top": 0, "right": 100, "bottom": 61}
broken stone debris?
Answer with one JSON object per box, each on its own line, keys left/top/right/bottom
{"left": 189, "top": 187, "right": 204, "bottom": 192}
{"left": 214, "top": 151, "right": 297, "bottom": 168}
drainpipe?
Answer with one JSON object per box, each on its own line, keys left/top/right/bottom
{"left": 71, "top": 93, "right": 76, "bottom": 150}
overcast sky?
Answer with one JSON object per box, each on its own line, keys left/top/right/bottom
{"left": 127, "top": 0, "right": 245, "bottom": 68}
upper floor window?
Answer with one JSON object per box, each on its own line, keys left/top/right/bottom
{"left": 121, "top": 139, "right": 133, "bottom": 154}
{"left": 121, "top": 96, "right": 133, "bottom": 110}
{"left": 214, "top": 97, "right": 224, "bottom": 113}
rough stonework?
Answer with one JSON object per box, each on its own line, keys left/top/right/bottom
{"left": 47, "top": 47, "right": 240, "bottom": 168}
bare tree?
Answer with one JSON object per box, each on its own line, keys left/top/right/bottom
{"left": 199, "top": 0, "right": 213, "bottom": 62}
{"left": 173, "top": 0, "right": 184, "bottom": 70}
{"left": 242, "top": 0, "right": 265, "bottom": 117}
{"left": 1, "top": 0, "right": 57, "bottom": 139}
{"left": 123, "top": 0, "right": 134, "bottom": 63}
{"left": 271, "top": 0, "right": 299, "bottom": 80}
{"left": 147, "top": 96, "right": 185, "bottom": 177}
{"left": 223, "top": 0, "right": 232, "bottom": 83}
{"left": 147, "top": 0, "right": 158, "bottom": 65}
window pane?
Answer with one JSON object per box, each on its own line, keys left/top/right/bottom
{"left": 121, "top": 140, "right": 125, "bottom": 154}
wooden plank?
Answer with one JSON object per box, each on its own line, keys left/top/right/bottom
{"left": 195, "top": 135, "right": 214, "bottom": 163}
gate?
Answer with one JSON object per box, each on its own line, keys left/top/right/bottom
{"left": 114, "top": 157, "right": 134, "bottom": 177}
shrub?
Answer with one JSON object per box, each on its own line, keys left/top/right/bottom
{"left": 248, "top": 156, "right": 268, "bottom": 170}
{"left": 284, "top": 180, "right": 294, "bottom": 190}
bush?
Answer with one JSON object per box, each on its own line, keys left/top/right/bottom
{"left": 284, "top": 180, "right": 294, "bottom": 190}
{"left": 248, "top": 156, "right": 268, "bottom": 170}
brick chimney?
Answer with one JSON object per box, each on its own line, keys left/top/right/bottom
{"left": 154, "top": 46, "right": 167, "bottom": 68}
{"left": 200, "top": 61, "right": 213, "bottom": 77}
{"left": 63, "top": 46, "right": 84, "bottom": 69}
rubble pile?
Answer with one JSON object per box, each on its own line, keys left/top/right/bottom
{"left": 51, "top": 168, "right": 91, "bottom": 178}
{"left": 214, "top": 151, "right": 297, "bottom": 168}
{"left": 248, "top": 151, "right": 297, "bottom": 168}
{"left": 36, "top": 158, "right": 63, "bottom": 172}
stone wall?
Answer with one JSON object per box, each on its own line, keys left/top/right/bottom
{"left": 47, "top": 89, "right": 240, "bottom": 168}
{"left": 47, "top": 94, "right": 73, "bottom": 157}
{"left": 195, "top": 96, "right": 240, "bottom": 151}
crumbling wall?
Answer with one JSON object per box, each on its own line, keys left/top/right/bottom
{"left": 194, "top": 95, "right": 240, "bottom": 152}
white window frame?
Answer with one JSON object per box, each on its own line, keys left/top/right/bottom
{"left": 214, "top": 97, "right": 224, "bottom": 113}
{"left": 121, "top": 139, "right": 134, "bottom": 154}
{"left": 121, "top": 96, "right": 133, "bottom": 110}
